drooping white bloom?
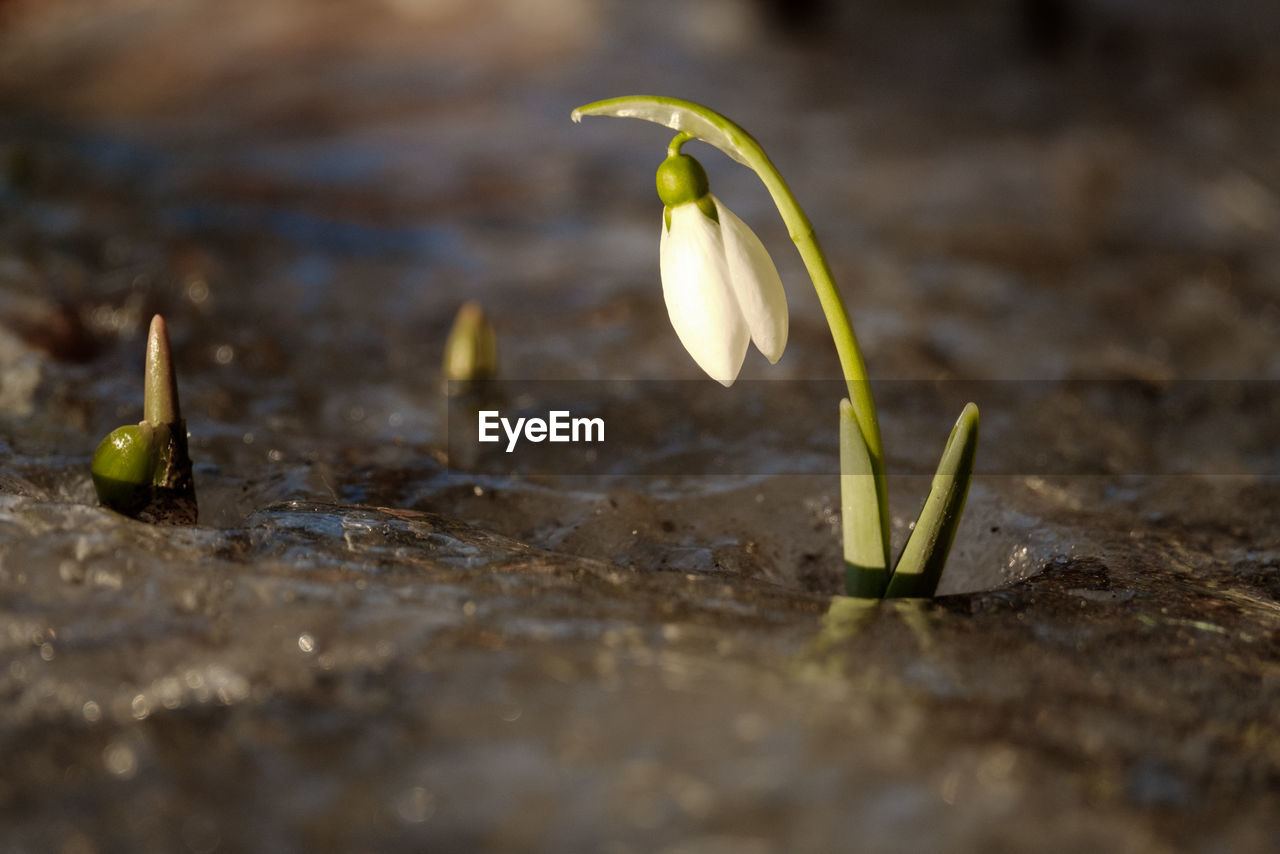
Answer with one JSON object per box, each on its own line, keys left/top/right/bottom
{"left": 659, "top": 195, "right": 788, "bottom": 387}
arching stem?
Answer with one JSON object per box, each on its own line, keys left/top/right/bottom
{"left": 575, "top": 96, "right": 893, "bottom": 584}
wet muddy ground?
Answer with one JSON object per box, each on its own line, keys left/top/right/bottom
{"left": 2, "top": 1, "right": 1279, "bottom": 851}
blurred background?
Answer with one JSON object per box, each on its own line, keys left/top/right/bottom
{"left": 3, "top": 0, "right": 1276, "bottom": 384}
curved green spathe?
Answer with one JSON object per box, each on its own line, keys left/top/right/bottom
{"left": 573, "top": 96, "right": 756, "bottom": 167}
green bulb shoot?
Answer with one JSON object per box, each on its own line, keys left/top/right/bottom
{"left": 443, "top": 301, "right": 499, "bottom": 387}
{"left": 91, "top": 315, "right": 197, "bottom": 525}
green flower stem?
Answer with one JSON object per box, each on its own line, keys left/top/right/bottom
{"left": 667, "top": 133, "right": 692, "bottom": 159}
{"left": 732, "top": 149, "right": 881, "bottom": 461}
{"left": 574, "top": 96, "right": 891, "bottom": 571}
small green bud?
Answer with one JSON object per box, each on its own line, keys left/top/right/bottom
{"left": 443, "top": 301, "right": 498, "bottom": 385}
{"left": 656, "top": 153, "right": 711, "bottom": 208}
{"left": 91, "top": 424, "right": 159, "bottom": 515}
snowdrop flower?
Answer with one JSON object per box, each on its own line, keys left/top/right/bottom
{"left": 656, "top": 144, "right": 788, "bottom": 386}
{"left": 574, "top": 96, "right": 980, "bottom": 599}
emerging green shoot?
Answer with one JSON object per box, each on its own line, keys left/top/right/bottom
{"left": 91, "top": 315, "right": 197, "bottom": 524}
{"left": 443, "top": 301, "right": 498, "bottom": 387}
{"left": 574, "top": 96, "right": 980, "bottom": 599}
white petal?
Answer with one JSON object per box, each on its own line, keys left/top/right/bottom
{"left": 659, "top": 204, "right": 748, "bottom": 386}
{"left": 714, "top": 196, "right": 788, "bottom": 364}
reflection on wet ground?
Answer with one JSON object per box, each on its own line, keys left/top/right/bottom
{"left": 2, "top": 1, "right": 1279, "bottom": 850}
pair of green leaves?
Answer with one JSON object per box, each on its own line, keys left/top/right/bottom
{"left": 842, "top": 401, "right": 978, "bottom": 599}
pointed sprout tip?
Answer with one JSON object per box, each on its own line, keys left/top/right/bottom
{"left": 144, "top": 314, "right": 180, "bottom": 426}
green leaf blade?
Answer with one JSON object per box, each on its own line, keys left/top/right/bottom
{"left": 841, "top": 398, "right": 889, "bottom": 598}
{"left": 884, "top": 402, "right": 979, "bottom": 599}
